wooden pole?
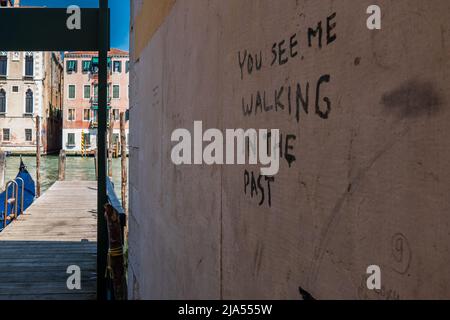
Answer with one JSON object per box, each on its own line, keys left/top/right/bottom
{"left": 0, "top": 150, "right": 5, "bottom": 192}
{"left": 94, "top": 148, "right": 98, "bottom": 180}
{"left": 108, "top": 111, "right": 114, "bottom": 178}
{"left": 119, "top": 112, "right": 128, "bottom": 239}
{"left": 35, "top": 115, "right": 41, "bottom": 198}
{"left": 58, "top": 149, "right": 66, "bottom": 181}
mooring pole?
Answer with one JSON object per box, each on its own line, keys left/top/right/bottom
{"left": 108, "top": 111, "right": 114, "bottom": 177}
{"left": 97, "top": 0, "right": 110, "bottom": 300}
{"left": 35, "top": 115, "right": 41, "bottom": 198}
{"left": 0, "top": 150, "right": 5, "bottom": 192}
{"left": 120, "top": 112, "right": 128, "bottom": 240}
{"left": 58, "top": 149, "right": 66, "bottom": 181}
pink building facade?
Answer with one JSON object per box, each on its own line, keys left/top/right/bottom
{"left": 63, "top": 49, "right": 129, "bottom": 155}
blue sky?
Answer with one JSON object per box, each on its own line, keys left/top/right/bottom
{"left": 21, "top": 0, "right": 130, "bottom": 51}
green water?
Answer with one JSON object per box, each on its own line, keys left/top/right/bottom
{"left": 4, "top": 155, "right": 127, "bottom": 201}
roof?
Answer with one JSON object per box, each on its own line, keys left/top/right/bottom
{"left": 64, "top": 48, "right": 129, "bottom": 58}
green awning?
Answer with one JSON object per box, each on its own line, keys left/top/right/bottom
{"left": 92, "top": 57, "right": 112, "bottom": 65}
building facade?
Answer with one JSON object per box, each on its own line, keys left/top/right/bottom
{"left": 62, "top": 50, "right": 129, "bottom": 155}
{"left": 0, "top": 0, "right": 63, "bottom": 155}
{"left": 0, "top": 50, "right": 63, "bottom": 155}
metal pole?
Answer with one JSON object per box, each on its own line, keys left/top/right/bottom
{"left": 97, "top": 0, "right": 110, "bottom": 300}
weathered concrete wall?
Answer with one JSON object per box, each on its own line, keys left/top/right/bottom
{"left": 129, "top": 0, "right": 450, "bottom": 299}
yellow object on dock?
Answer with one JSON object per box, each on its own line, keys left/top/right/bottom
{"left": 0, "top": 181, "right": 97, "bottom": 300}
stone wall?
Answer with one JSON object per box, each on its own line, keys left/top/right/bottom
{"left": 129, "top": 0, "right": 450, "bottom": 299}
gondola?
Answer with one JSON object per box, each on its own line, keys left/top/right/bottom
{"left": 0, "top": 159, "right": 36, "bottom": 232}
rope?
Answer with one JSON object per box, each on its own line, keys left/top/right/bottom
{"left": 105, "top": 246, "right": 124, "bottom": 279}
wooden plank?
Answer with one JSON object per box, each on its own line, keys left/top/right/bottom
{"left": 0, "top": 181, "right": 97, "bottom": 300}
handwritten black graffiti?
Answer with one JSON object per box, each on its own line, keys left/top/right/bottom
{"left": 244, "top": 170, "right": 274, "bottom": 208}
{"left": 241, "top": 75, "right": 331, "bottom": 121}
{"left": 238, "top": 12, "right": 337, "bottom": 80}
{"left": 391, "top": 233, "right": 412, "bottom": 275}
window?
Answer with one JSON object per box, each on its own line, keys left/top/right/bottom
{"left": 93, "top": 84, "right": 98, "bottom": 104}
{"left": 126, "top": 61, "right": 130, "bottom": 73}
{"left": 83, "top": 109, "right": 91, "bottom": 121}
{"left": 113, "top": 133, "right": 120, "bottom": 145}
{"left": 84, "top": 85, "right": 91, "bottom": 99}
{"left": 0, "top": 89, "right": 5, "bottom": 113}
{"left": 113, "top": 61, "right": 122, "bottom": 73}
{"left": 83, "top": 132, "right": 91, "bottom": 147}
{"left": 113, "top": 109, "right": 120, "bottom": 120}
{"left": 92, "top": 109, "right": 98, "bottom": 123}
{"left": 91, "top": 58, "right": 99, "bottom": 74}
{"left": 12, "top": 86, "right": 19, "bottom": 93}
{"left": 82, "top": 60, "right": 91, "bottom": 73}
{"left": 68, "top": 85, "right": 76, "bottom": 99}
{"left": 67, "top": 133, "right": 75, "bottom": 146}
{"left": 25, "top": 53, "right": 34, "bottom": 77}
{"left": 0, "top": 53, "right": 7, "bottom": 77}
{"left": 2, "top": 129, "right": 10, "bottom": 142}
{"left": 25, "top": 129, "right": 32, "bottom": 142}
{"left": 113, "top": 85, "right": 120, "bottom": 99}
{"left": 25, "top": 89, "right": 33, "bottom": 114}
{"left": 66, "top": 60, "right": 77, "bottom": 73}
{"left": 68, "top": 108, "right": 76, "bottom": 121}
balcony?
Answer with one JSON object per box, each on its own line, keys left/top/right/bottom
{"left": 88, "top": 71, "right": 112, "bottom": 82}
{"left": 90, "top": 96, "right": 112, "bottom": 109}
{"left": 89, "top": 120, "right": 111, "bottom": 129}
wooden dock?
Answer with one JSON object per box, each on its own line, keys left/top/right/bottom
{"left": 0, "top": 181, "right": 97, "bottom": 300}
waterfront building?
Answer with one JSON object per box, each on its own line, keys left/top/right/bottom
{"left": 62, "top": 49, "right": 129, "bottom": 155}
{"left": 0, "top": 0, "right": 64, "bottom": 155}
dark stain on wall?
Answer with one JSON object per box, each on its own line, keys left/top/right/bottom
{"left": 381, "top": 80, "right": 443, "bottom": 118}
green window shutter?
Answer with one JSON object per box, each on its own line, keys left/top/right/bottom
{"left": 67, "top": 60, "right": 78, "bottom": 72}
{"left": 113, "top": 85, "right": 120, "bottom": 99}
{"left": 69, "top": 85, "right": 76, "bottom": 99}
{"left": 83, "top": 60, "right": 91, "bottom": 72}
{"left": 68, "top": 133, "right": 75, "bottom": 145}
{"left": 84, "top": 85, "right": 91, "bottom": 99}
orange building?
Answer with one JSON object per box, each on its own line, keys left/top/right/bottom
{"left": 62, "top": 49, "right": 129, "bottom": 155}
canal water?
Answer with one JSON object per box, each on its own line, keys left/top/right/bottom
{"left": 4, "top": 155, "right": 127, "bottom": 204}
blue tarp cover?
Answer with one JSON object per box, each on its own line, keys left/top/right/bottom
{"left": 0, "top": 162, "right": 36, "bottom": 231}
